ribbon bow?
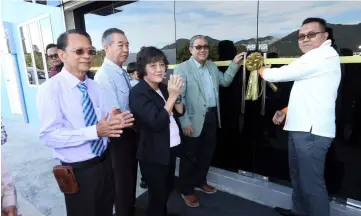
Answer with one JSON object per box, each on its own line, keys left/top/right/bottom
{"left": 241, "top": 52, "right": 278, "bottom": 115}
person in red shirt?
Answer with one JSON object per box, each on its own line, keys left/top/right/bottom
{"left": 46, "top": 44, "right": 63, "bottom": 77}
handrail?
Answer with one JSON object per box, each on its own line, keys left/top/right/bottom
{"left": 89, "top": 55, "right": 361, "bottom": 72}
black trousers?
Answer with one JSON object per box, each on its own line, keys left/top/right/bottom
{"left": 63, "top": 150, "right": 114, "bottom": 216}
{"left": 140, "top": 146, "right": 178, "bottom": 216}
{"left": 179, "top": 108, "right": 218, "bottom": 195}
{"left": 140, "top": 167, "right": 146, "bottom": 182}
{"left": 109, "top": 128, "right": 138, "bottom": 216}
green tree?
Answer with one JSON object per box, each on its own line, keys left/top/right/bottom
{"left": 176, "top": 42, "right": 191, "bottom": 63}
{"left": 92, "top": 50, "right": 105, "bottom": 67}
{"left": 208, "top": 44, "right": 218, "bottom": 61}
{"left": 33, "top": 51, "right": 44, "bottom": 70}
{"left": 25, "top": 53, "right": 32, "bottom": 67}
{"left": 236, "top": 44, "right": 247, "bottom": 53}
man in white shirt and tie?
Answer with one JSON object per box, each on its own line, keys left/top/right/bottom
{"left": 37, "top": 29, "right": 134, "bottom": 216}
{"left": 94, "top": 28, "right": 140, "bottom": 216}
{"left": 259, "top": 18, "right": 341, "bottom": 216}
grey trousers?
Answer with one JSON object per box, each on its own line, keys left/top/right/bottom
{"left": 288, "top": 131, "right": 333, "bottom": 216}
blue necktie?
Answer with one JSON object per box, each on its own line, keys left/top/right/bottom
{"left": 122, "top": 70, "right": 132, "bottom": 90}
{"left": 77, "top": 83, "right": 105, "bottom": 156}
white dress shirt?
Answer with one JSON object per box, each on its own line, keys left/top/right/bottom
{"left": 36, "top": 69, "right": 108, "bottom": 163}
{"left": 261, "top": 40, "right": 341, "bottom": 138}
{"left": 130, "top": 79, "right": 139, "bottom": 87}
{"left": 156, "top": 90, "right": 181, "bottom": 147}
{"left": 192, "top": 57, "right": 217, "bottom": 107}
{"left": 94, "top": 57, "right": 132, "bottom": 112}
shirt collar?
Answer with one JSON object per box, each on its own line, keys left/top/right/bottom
{"left": 61, "top": 68, "right": 89, "bottom": 89}
{"left": 191, "top": 56, "right": 205, "bottom": 69}
{"left": 104, "top": 57, "right": 125, "bottom": 73}
{"left": 321, "top": 39, "right": 332, "bottom": 47}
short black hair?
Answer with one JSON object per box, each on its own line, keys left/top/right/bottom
{"left": 102, "top": 28, "right": 125, "bottom": 46}
{"left": 326, "top": 27, "right": 335, "bottom": 44}
{"left": 127, "top": 62, "right": 137, "bottom": 74}
{"left": 45, "top": 43, "right": 57, "bottom": 53}
{"left": 136, "top": 46, "right": 169, "bottom": 79}
{"left": 302, "top": 17, "right": 327, "bottom": 31}
{"left": 57, "top": 29, "right": 92, "bottom": 51}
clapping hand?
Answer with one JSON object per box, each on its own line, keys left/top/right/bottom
{"left": 96, "top": 111, "right": 124, "bottom": 138}
{"left": 118, "top": 112, "right": 135, "bottom": 128}
{"left": 167, "top": 74, "right": 183, "bottom": 98}
{"left": 110, "top": 107, "right": 134, "bottom": 128}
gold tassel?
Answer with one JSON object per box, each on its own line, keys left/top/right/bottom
{"left": 241, "top": 52, "right": 278, "bottom": 114}
{"left": 245, "top": 70, "right": 259, "bottom": 101}
{"left": 245, "top": 52, "right": 264, "bottom": 101}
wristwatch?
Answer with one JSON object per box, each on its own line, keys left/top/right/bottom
{"left": 175, "top": 96, "right": 182, "bottom": 104}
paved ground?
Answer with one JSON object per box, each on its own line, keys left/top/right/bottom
{"left": 1, "top": 118, "right": 146, "bottom": 216}
{"left": 4, "top": 117, "right": 361, "bottom": 216}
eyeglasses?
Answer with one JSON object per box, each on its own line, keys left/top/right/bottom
{"left": 47, "top": 54, "right": 59, "bottom": 60}
{"left": 297, "top": 32, "right": 325, "bottom": 41}
{"left": 193, "top": 45, "right": 209, "bottom": 50}
{"left": 66, "top": 47, "right": 96, "bottom": 56}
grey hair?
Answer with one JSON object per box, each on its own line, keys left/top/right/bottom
{"left": 189, "top": 35, "right": 207, "bottom": 47}
{"left": 101, "top": 28, "right": 125, "bottom": 47}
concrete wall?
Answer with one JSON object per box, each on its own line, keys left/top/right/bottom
{"left": 1, "top": 0, "right": 65, "bottom": 125}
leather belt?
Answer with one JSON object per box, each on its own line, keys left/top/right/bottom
{"left": 61, "top": 149, "right": 109, "bottom": 169}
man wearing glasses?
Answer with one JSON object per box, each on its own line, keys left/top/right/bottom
{"left": 37, "top": 29, "right": 134, "bottom": 216}
{"left": 259, "top": 18, "right": 341, "bottom": 216}
{"left": 174, "top": 35, "right": 244, "bottom": 207}
{"left": 94, "top": 28, "right": 139, "bottom": 216}
{"left": 46, "top": 43, "right": 63, "bottom": 77}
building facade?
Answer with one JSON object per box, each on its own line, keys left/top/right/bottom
{"left": 1, "top": 0, "right": 65, "bottom": 124}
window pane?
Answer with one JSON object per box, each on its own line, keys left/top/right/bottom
{"left": 174, "top": 1, "right": 258, "bottom": 173}
{"left": 175, "top": 1, "right": 257, "bottom": 63}
{"left": 23, "top": 0, "right": 62, "bottom": 7}
{"left": 4, "top": 29, "right": 11, "bottom": 54}
{"left": 258, "top": 1, "right": 361, "bottom": 57}
{"left": 29, "top": 21, "right": 47, "bottom": 85}
{"left": 256, "top": 0, "right": 361, "bottom": 202}
{"left": 39, "top": 17, "right": 54, "bottom": 76}
{"left": 84, "top": 1, "right": 176, "bottom": 73}
{"left": 20, "top": 25, "right": 36, "bottom": 85}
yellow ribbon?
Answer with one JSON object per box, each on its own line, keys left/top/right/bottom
{"left": 245, "top": 52, "right": 264, "bottom": 101}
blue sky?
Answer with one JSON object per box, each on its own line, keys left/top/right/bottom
{"left": 84, "top": 1, "right": 361, "bottom": 52}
